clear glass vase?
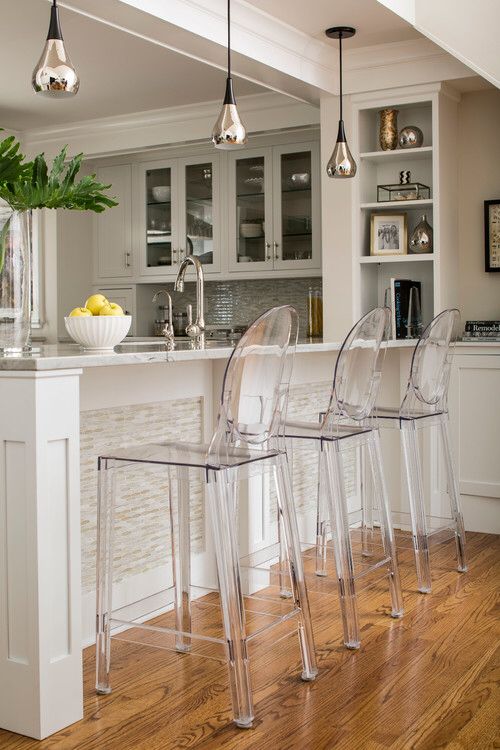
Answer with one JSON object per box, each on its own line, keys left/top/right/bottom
{"left": 0, "top": 207, "right": 32, "bottom": 353}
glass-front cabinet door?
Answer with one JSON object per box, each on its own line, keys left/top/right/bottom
{"left": 272, "top": 142, "right": 321, "bottom": 270}
{"left": 138, "top": 160, "right": 179, "bottom": 277}
{"left": 178, "top": 155, "right": 220, "bottom": 273}
{"left": 228, "top": 148, "right": 273, "bottom": 271}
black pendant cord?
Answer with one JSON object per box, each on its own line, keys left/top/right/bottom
{"left": 227, "top": 0, "right": 231, "bottom": 80}
{"left": 339, "top": 32, "right": 343, "bottom": 123}
{"left": 47, "top": 0, "right": 63, "bottom": 40}
{"left": 222, "top": 0, "right": 236, "bottom": 105}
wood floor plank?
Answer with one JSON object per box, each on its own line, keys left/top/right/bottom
{"left": 0, "top": 532, "right": 499, "bottom": 750}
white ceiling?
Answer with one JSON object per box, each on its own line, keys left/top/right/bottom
{"left": 0, "top": 0, "right": 263, "bottom": 131}
{"left": 244, "top": 0, "right": 422, "bottom": 47}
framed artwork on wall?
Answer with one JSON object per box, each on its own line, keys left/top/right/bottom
{"left": 484, "top": 199, "right": 500, "bottom": 272}
{"left": 370, "top": 213, "right": 407, "bottom": 256}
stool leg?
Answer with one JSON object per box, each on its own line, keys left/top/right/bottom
{"left": 401, "top": 421, "right": 432, "bottom": 593}
{"left": 367, "top": 431, "right": 404, "bottom": 618}
{"left": 360, "top": 445, "right": 374, "bottom": 558}
{"left": 278, "top": 510, "right": 293, "bottom": 598}
{"left": 170, "top": 466, "right": 192, "bottom": 653}
{"left": 323, "top": 441, "right": 360, "bottom": 649}
{"left": 278, "top": 439, "right": 294, "bottom": 598}
{"left": 275, "top": 454, "right": 318, "bottom": 681}
{"left": 207, "top": 470, "right": 254, "bottom": 728}
{"left": 316, "top": 447, "right": 329, "bottom": 576}
{"left": 95, "top": 458, "right": 115, "bottom": 695}
{"left": 440, "top": 417, "right": 468, "bottom": 573}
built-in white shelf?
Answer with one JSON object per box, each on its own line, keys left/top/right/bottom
{"left": 360, "top": 254, "right": 434, "bottom": 264}
{"left": 360, "top": 146, "right": 433, "bottom": 163}
{"left": 360, "top": 199, "right": 433, "bottom": 210}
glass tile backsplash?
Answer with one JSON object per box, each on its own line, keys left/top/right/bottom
{"left": 167, "top": 277, "right": 322, "bottom": 333}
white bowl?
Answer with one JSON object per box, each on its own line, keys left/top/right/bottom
{"left": 240, "top": 223, "right": 262, "bottom": 238}
{"left": 291, "top": 172, "right": 310, "bottom": 187}
{"left": 152, "top": 186, "right": 171, "bottom": 202}
{"left": 64, "top": 315, "right": 132, "bottom": 351}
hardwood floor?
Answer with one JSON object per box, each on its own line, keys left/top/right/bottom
{"left": 1, "top": 532, "right": 499, "bottom": 750}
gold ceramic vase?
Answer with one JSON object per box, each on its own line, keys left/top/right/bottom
{"left": 379, "top": 108, "right": 399, "bottom": 151}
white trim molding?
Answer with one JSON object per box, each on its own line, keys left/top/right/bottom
{"left": 22, "top": 92, "right": 320, "bottom": 158}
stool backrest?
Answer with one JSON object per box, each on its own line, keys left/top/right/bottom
{"left": 324, "top": 307, "right": 390, "bottom": 429}
{"left": 210, "top": 305, "right": 299, "bottom": 456}
{"left": 402, "top": 308, "right": 459, "bottom": 413}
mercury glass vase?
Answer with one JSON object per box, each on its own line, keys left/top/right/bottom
{"left": 379, "top": 108, "right": 399, "bottom": 151}
{"left": 0, "top": 207, "right": 32, "bottom": 353}
{"left": 409, "top": 214, "right": 433, "bottom": 254}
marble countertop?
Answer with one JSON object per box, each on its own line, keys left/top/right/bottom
{"left": 0, "top": 337, "right": 496, "bottom": 372}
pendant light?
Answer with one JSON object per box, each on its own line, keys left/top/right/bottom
{"left": 32, "top": 0, "right": 79, "bottom": 96}
{"left": 212, "top": 0, "right": 247, "bottom": 149}
{"left": 325, "top": 26, "right": 356, "bottom": 178}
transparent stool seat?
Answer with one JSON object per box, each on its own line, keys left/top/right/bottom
{"left": 95, "top": 306, "right": 317, "bottom": 730}
{"left": 285, "top": 419, "right": 372, "bottom": 441}
{"left": 283, "top": 308, "right": 404, "bottom": 650}
{"left": 101, "top": 440, "right": 279, "bottom": 470}
{"left": 376, "top": 309, "right": 467, "bottom": 593}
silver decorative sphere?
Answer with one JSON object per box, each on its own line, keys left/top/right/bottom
{"left": 398, "top": 126, "right": 424, "bottom": 149}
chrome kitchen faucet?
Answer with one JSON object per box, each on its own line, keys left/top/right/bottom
{"left": 174, "top": 255, "right": 206, "bottom": 345}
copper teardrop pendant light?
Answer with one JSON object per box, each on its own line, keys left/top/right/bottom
{"left": 32, "top": 0, "right": 79, "bottom": 96}
{"left": 212, "top": 0, "right": 247, "bottom": 149}
{"left": 325, "top": 26, "right": 356, "bottom": 178}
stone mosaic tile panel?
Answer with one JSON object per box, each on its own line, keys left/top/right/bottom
{"left": 168, "top": 277, "right": 322, "bottom": 331}
{"left": 80, "top": 398, "right": 203, "bottom": 593}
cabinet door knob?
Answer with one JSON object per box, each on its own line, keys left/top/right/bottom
{"left": 273, "top": 241, "right": 279, "bottom": 261}
{"left": 265, "top": 241, "right": 271, "bottom": 261}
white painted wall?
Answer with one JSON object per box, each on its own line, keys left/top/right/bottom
{"left": 458, "top": 89, "right": 500, "bottom": 322}
{"left": 320, "top": 94, "right": 355, "bottom": 341}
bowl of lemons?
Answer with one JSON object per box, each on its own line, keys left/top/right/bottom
{"left": 64, "top": 294, "right": 132, "bottom": 351}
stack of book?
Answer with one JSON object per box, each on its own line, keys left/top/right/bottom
{"left": 388, "top": 278, "right": 422, "bottom": 339}
{"left": 462, "top": 321, "right": 500, "bottom": 342}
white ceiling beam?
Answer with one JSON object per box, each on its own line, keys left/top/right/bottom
{"left": 58, "top": 0, "right": 336, "bottom": 103}
{"left": 58, "top": 0, "right": 476, "bottom": 103}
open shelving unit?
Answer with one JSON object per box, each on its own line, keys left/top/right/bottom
{"left": 351, "top": 83, "right": 460, "bottom": 337}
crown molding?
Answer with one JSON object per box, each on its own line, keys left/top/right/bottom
{"left": 21, "top": 92, "right": 320, "bottom": 157}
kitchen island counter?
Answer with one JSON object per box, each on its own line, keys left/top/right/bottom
{"left": 0, "top": 337, "right": 423, "bottom": 371}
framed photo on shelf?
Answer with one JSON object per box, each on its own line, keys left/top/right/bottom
{"left": 484, "top": 199, "right": 500, "bottom": 272}
{"left": 370, "top": 213, "right": 407, "bottom": 256}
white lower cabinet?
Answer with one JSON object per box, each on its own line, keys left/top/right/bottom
{"left": 448, "top": 350, "right": 500, "bottom": 532}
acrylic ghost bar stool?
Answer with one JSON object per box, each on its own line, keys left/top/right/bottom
{"left": 94, "top": 306, "right": 317, "bottom": 729}
{"left": 283, "top": 308, "right": 403, "bottom": 650}
{"left": 376, "top": 309, "right": 467, "bottom": 593}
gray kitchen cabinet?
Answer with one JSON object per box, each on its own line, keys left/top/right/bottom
{"left": 228, "top": 141, "right": 321, "bottom": 273}
{"left": 136, "top": 153, "right": 221, "bottom": 279}
{"left": 93, "top": 164, "right": 133, "bottom": 280}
